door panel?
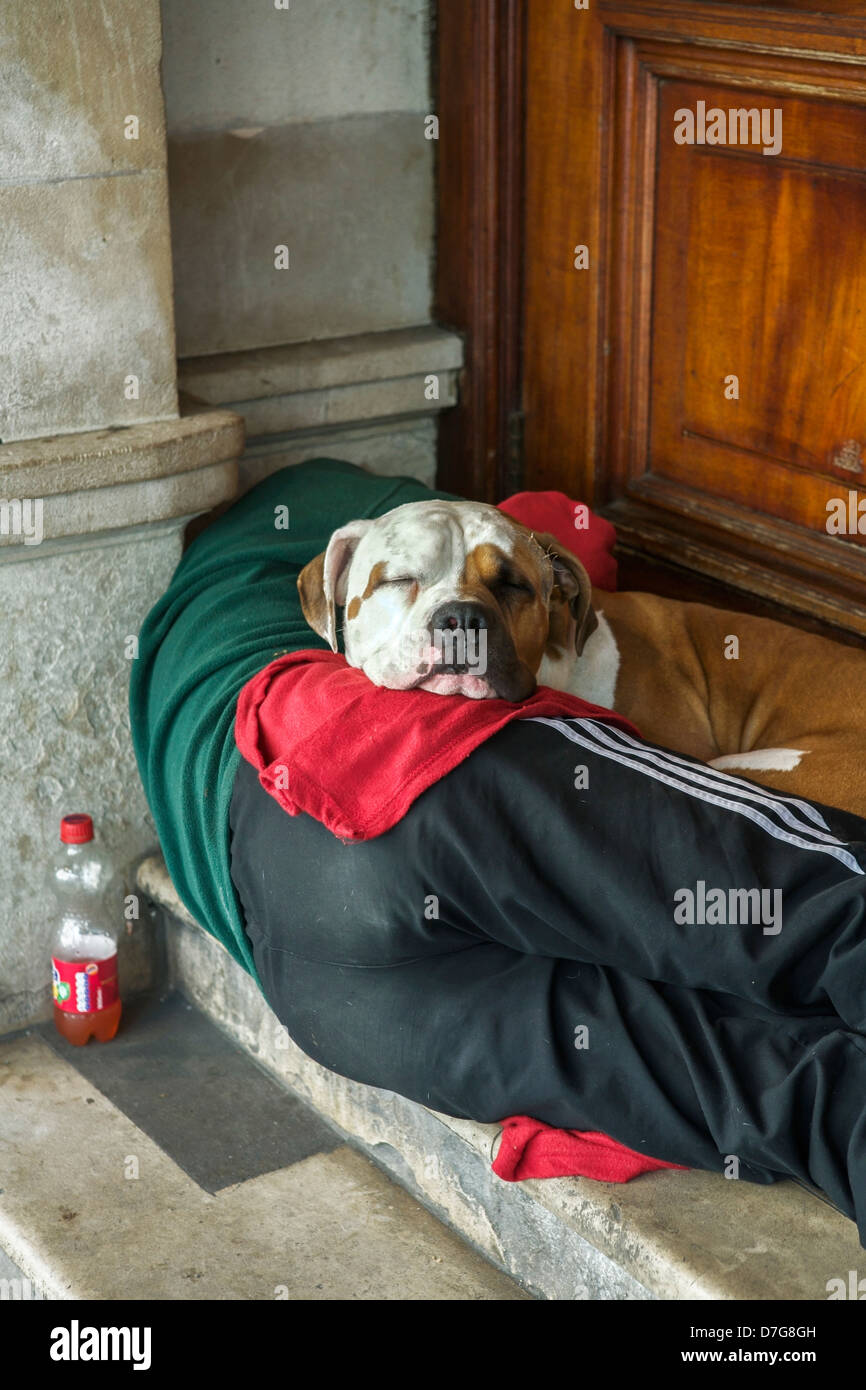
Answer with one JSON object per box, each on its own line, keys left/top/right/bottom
{"left": 652, "top": 82, "right": 866, "bottom": 530}
{"left": 523, "top": 0, "right": 866, "bottom": 633}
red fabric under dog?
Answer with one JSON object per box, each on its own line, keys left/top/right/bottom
{"left": 236, "top": 649, "right": 640, "bottom": 841}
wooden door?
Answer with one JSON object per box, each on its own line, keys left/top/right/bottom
{"left": 521, "top": 0, "right": 866, "bottom": 634}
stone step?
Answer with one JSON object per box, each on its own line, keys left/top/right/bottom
{"left": 137, "top": 854, "right": 865, "bottom": 1302}
{"left": 0, "top": 995, "right": 526, "bottom": 1302}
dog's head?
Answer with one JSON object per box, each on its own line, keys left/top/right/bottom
{"left": 297, "top": 499, "right": 597, "bottom": 700}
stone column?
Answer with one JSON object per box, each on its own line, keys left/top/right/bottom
{"left": 0, "top": 1, "right": 241, "bottom": 1030}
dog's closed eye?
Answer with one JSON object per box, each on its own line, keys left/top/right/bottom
{"left": 497, "top": 574, "right": 534, "bottom": 597}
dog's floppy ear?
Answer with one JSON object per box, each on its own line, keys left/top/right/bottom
{"left": 297, "top": 519, "right": 373, "bottom": 652}
{"left": 531, "top": 530, "right": 598, "bottom": 657}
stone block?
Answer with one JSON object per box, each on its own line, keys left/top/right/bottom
{"left": 0, "top": 405, "right": 243, "bottom": 499}
{"left": 231, "top": 374, "right": 457, "bottom": 439}
{"left": 0, "top": 460, "right": 237, "bottom": 552}
{"left": 3, "top": 0, "right": 168, "bottom": 183}
{"left": 161, "top": 0, "right": 430, "bottom": 133}
{"left": 0, "top": 172, "right": 178, "bottom": 442}
{"left": 239, "top": 418, "right": 438, "bottom": 492}
{"left": 179, "top": 326, "right": 463, "bottom": 402}
{"left": 178, "top": 326, "right": 463, "bottom": 439}
{"left": 0, "top": 1033, "right": 526, "bottom": 1300}
{"left": 167, "top": 115, "right": 433, "bottom": 357}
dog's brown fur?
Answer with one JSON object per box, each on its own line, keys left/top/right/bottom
{"left": 596, "top": 586, "right": 866, "bottom": 821}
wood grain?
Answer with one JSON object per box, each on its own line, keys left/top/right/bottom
{"left": 433, "top": 0, "right": 525, "bottom": 502}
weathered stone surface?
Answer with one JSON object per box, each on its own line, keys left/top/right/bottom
{"left": 140, "top": 860, "right": 866, "bottom": 1302}
{"left": 230, "top": 374, "right": 458, "bottom": 439}
{"left": 0, "top": 172, "right": 178, "bottom": 442}
{"left": 0, "top": 460, "right": 237, "bottom": 551}
{"left": 161, "top": 0, "right": 430, "bottom": 133}
{"left": 179, "top": 326, "right": 463, "bottom": 403}
{"left": 0, "top": 406, "right": 243, "bottom": 499}
{"left": 0, "top": 529, "right": 184, "bottom": 1033}
{"left": 167, "top": 115, "right": 433, "bottom": 357}
{"left": 178, "top": 327, "right": 461, "bottom": 442}
{"left": 239, "top": 418, "right": 438, "bottom": 492}
{"left": 2, "top": 0, "right": 168, "bottom": 183}
{"left": 0, "top": 1035, "right": 527, "bottom": 1300}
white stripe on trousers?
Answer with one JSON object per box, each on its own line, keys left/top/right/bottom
{"left": 529, "top": 717, "right": 865, "bottom": 876}
{"left": 584, "top": 721, "right": 840, "bottom": 843}
{"left": 600, "top": 722, "right": 832, "bottom": 833}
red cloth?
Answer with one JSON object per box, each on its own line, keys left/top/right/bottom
{"left": 235, "top": 491, "right": 685, "bottom": 1184}
{"left": 497, "top": 490, "right": 618, "bottom": 592}
{"left": 493, "top": 1116, "right": 687, "bottom": 1183}
{"left": 235, "top": 649, "right": 639, "bottom": 842}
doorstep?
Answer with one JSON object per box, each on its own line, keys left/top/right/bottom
{"left": 0, "top": 996, "right": 526, "bottom": 1301}
{"left": 136, "top": 854, "right": 865, "bottom": 1302}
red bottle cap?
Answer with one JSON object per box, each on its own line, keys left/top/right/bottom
{"left": 60, "top": 814, "right": 94, "bottom": 844}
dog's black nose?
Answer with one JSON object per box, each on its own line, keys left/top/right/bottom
{"left": 429, "top": 601, "right": 489, "bottom": 635}
{"left": 427, "top": 602, "right": 489, "bottom": 673}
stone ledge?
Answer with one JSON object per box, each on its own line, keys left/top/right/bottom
{"left": 137, "top": 853, "right": 864, "bottom": 1301}
{"left": 177, "top": 326, "right": 463, "bottom": 439}
{"left": 179, "top": 326, "right": 462, "bottom": 400}
{"left": 0, "top": 1026, "right": 525, "bottom": 1301}
{"left": 0, "top": 404, "right": 242, "bottom": 553}
{"left": 0, "top": 461, "right": 238, "bottom": 557}
{"left": 0, "top": 401, "right": 243, "bottom": 498}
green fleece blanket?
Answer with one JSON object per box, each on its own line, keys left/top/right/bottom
{"left": 130, "top": 458, "right": 456, "bottom": 980}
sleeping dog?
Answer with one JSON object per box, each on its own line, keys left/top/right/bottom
{"left": 298, "top": 499, "right": 866, "bottom": 819}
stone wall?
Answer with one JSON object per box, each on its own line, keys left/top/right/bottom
{"left": 0, "top": 530, "right": 181, "bottom": 1032}
{"left": 162, "top": 0, "right": 432, "bottom": 355}
{"left": 161, "top": 0, "right": 455, "bottom": 489}
{"left": 0, "top": 2, "right": 240, "bottom": 1031}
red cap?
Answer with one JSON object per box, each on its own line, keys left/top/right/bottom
{"left": 60, "top": 814, "right": 94, "bottom": 844}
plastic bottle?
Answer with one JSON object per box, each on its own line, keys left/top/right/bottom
{"left": 50, "top": 813, "right": 122, "bottom": 1045}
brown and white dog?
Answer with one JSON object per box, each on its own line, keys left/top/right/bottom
{"left": 298, "top": 499, "right": 866, "bottom": 820}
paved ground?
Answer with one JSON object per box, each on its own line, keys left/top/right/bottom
{"left": 0, "top": 994, "right": 528, "bottom": 1300}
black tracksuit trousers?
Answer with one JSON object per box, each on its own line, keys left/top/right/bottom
{"left": 228, "top": 715, "right": 866, "bottom": 1242}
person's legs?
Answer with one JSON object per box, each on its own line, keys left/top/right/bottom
{"left": 236, "top": 716, "right": 866, "bottom": 1024}
{"left": 249, "top": 920, "right": 866, "bottom": 1229}
{"left": 429, "top": 717, "right": 866, "bottom": 1029}
{"left": 228, "top": 724, "right": 866, "bottom": 1237}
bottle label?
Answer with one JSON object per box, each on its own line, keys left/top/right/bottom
{"left": 51, "top": 956, "right": 118, "bottom": 1014}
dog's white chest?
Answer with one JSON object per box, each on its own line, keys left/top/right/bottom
{"left": 539, "top": 609, "right": 620, "bottom": 709}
